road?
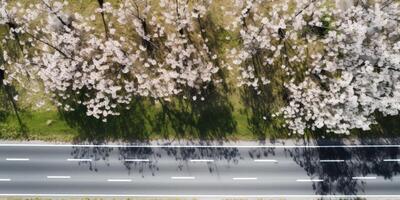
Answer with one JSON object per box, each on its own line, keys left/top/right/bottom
{"left": 0, "top": 143, "right": 400, "bottom": 197}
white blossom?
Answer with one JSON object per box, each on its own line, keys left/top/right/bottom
{"left": 0, "top": 0, "right": 220, "bottom": 120}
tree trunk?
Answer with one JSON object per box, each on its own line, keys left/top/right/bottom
{"left": 5, "top": 86, "right": 26, "bottom": 135}
{"left": 0, "top": 70, "right": 27, "bottom": 136}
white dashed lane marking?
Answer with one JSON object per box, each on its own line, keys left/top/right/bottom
{"left": 47, "top": 176, "right": 71, "bottom": 179}
{"left": 67, "top": 158, "right": 92, "bottom": 162}
{"left": 296, "top": 179, "right": 324, "bottom": 182}
{"left": 6, "top": 158, "right": 29, "bottom": 161}
{"left": 171, "top": 177, "right": 196, "bottom": 180}
{"left": 232, "top": 177, "right": 258, "bottom": 180}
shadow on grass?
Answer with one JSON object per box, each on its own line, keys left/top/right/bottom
{"left": 60, "top": 85, "right": 236, "bottom": 143}
{"left": 0, "top": 90, "right": 9, "bottom": 122}
{"left": 367, "top": 113, "right": 400, "bottom": 138}
{"left": 59, "top": 14, "right": 237, "bottom": 143}
{"left": 153, "top": 85, "right": 237, "bottom": 141}
{"left": 0, "top": 97, "right": 9, "bottom": 136}
{"left": 304, "top": 113, "right": 400, "bottom": 142}
{"left": 60, "top": 98, "right": 149, "bottom": 144}
{"left": 0, "top": 85, "right": 28, "bottom": 138}
{"left": 241, "top": 86, "right": 273, "bottom": 140}
{"left": 240, "top": 51, "right": 289, "bottom": 141}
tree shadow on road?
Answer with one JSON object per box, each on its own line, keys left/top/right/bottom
{"left": 69, "top": 146, "right": 114, "bottom": 172}
{"left": 161, "top": 147, "right": 242, "bottom": 174}
{"left": 68, "top": 145, "right": 244, "bottom": 177}
{"left": 118, "top": 147, "right": 161, "bottom": 177}
{"left": 285, "top": 138, "right": 400, "bottom": 195}
{"left": 67, "top": 138, "right": 400, "bottom": 189}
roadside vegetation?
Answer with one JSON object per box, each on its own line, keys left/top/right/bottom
{"left": 0, "top": 0, "right": 399, "bottom": 143}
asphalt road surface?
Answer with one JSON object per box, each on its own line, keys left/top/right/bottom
{"left": 0, "top": 143, "right": 400, "bottom": 197}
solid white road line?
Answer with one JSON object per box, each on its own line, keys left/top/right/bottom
{"left": 1, "top": 143, "right": 400, "bottom": 148}
{"left": 190, "top": 159, "right": 214, "bottom": 162}
{"left": 107, "top": 179, "right": 132, "bottom": 182}
{"left": 171, "top": 177, "right": 195, "bottom": 180}
{"left": 124, "top": 159, "right": 150, "bottom": 162}
{"left": 67, "top": 158, "right": 92, "bottom": 162}
{"left": 320, "top": 159, "right": 345, "bottom": 163}
{"left": 296, "top": 179, "right": 324, "bottom": 182}
{"left": 383, "top": 159, "right": 400, "bottom": 162}
{"left": 254, "top": 159, "right": 278, "bottom": 163}
{"left": 232, "top": 177, "right": 258, "bottom": 180}
{"left": 1, "top": 194, "right": 400, "bottom": 198}
{"left": 6, "top": 158, "right": 30, "bottom": 161}
{"left": 47, "top": 176, "right": 71, "bottom": 179}
{"left": 0, "top": 179, "right": 11, "bottom": 182}
{"left": 352, "top": 176, "right": 377, "bottom": 180}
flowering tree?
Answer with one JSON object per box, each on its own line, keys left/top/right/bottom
{"left": 1, "top": 0, "right": 399, "bottom": 136}
{"left": 229, "top": 0, "right": 400, "bottom": 134}
{"left": 0, "top": 0, "right": 26, "bottom": 131}
{"left": 280, "top": 1, "right": 400, "bottom": 134}
{"left": 0, "top": 0, "right": 220, "bottom": 121}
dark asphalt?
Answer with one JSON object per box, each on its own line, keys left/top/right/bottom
{"left": 0, "top": 145, "right": 399, "bottom": 196}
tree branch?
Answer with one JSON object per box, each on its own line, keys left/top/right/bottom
{"left": 97, "top": 0, "right": 110, "bottom": 39}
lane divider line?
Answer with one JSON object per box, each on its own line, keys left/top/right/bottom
{"left": 254, "top": 159, "right": 278, "bottom": 163}
{"left": 232, "top": 177, "right": 258, "bottom": 180}
{"left": 383, "top": 159, "right": 400, "bottom": 162}
{"left": 6, "top": 158, "right": 30, "bottom": 161}
{"left": 190, "top": 159, "right": 214, "bottom": 162}
{"left": 296, "top": 179, "right": 323, "bottom": 182}
{"left": 320, "top": 160, "right": 345, "bottom": 163}
{"left": 171, "top": 177, "right": 195, "bottom": 180}
{"left": 107, "top": 179, "right": 132, "bottom": 182}
{"left": 2, "top": 144, "right": 400, "bottom": 148}
{"left": 124, "top": 159, "right": 150, "bottom": 162}
{"left": 352, "top": 176, "right": 377, "bottom": 180}
{"left": 47, "top": 176, "right": 71, "bottom": 179}
{"left": 67, "top": 158, "right": 92, "bottom": 162}
{"left": 0, "top": 179, "right": 11, "bottom": 182}
{"left": 1, "top": 194, "right": 400, "bottom": 198}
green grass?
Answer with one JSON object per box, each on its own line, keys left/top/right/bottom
{"left": 0, "top": 97, "right": 282, "bottom": 142}
{"left": 0, "top": 111, "right": 77, "bottom": 141}
{"left": 0, "top": 0, "right": 282, "bottom": 142}
{"left": 1, "top": 0, "right": 399, "bottom": 143}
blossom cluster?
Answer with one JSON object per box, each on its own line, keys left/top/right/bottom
{"left": 1, "top": 0, "right": 400, "bottom": 135}
{"left": 280, "top": 1, "right": 400, "bottom": 134}
{"left": 228, "top": 0, "right": 400, "bottom": 134}
{"left": 0, "top": 0, "right": 219, "bottom": 120}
